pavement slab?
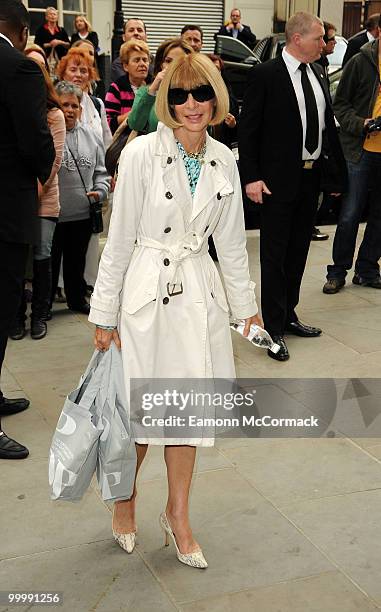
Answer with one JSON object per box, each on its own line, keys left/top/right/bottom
{"left": 220, "top": 438, "right": 381, "bottom": 506}
{"left": 0, "top": 541, "right": 178, "bottom": 612}
{"left": 132, "top": 469, "right": 333, "bottom": 604}
{"left": 281, "top": 489, "right": 381, "bottom": 603}
{"left": 179, "top": 571, "right": 380, "bottom": 611}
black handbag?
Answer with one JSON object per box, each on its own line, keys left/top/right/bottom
{"left": 67, "top": 147, "right": 104, "bottom": 234}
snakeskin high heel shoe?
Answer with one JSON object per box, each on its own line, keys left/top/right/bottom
{"left": 159, "top": 512, "right": 208, "bottom": 569}
{"left": 112, "top": 506, "right": 136, "bottom": 554}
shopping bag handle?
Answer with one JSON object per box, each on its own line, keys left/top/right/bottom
{"left": 76, "top": 348, "right": 113, "bottom": 411}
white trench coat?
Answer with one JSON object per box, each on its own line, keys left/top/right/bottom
{"left": 89, "top": 123, "right": 258, "bottom": 446}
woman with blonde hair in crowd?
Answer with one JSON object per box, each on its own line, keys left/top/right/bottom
{"left": 105, "top": 39, "right": 150, "bottom": 134}
{"left": 70, "top": 15, "right": 99, "bottom": 54}
{"left": 10, "top": 61, "right": 65, "bottom": 340}
{"left": 126, "top": 37, "right": 193, "bottom": 135}
{"left": 90, "top": 53, "right": 261, "bottom": 568}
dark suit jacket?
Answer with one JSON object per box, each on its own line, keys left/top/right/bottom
{"left": 238, "top": 55, "right": 347, "bottom": 202}
{"left": 342, "top": 32, "right": 369, "bottom": 66}
{"left": 0, "top": 38, "right": 55, "bottom": 244}
{"left": 215, "top": 24, "right": 256, "bottom": 49}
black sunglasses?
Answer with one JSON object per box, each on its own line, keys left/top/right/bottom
{"left": 168, "top": 85, "right": 215, "bottom": 105}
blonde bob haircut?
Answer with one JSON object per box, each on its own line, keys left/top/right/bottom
{"left": 74, "top": 14, "right": 92, "bottom": 32}
{"left": 156, "top": 53, "right": 229, "bottom": 129}
{"left": 119, "top": 39, "right": 150, "bottom": 64}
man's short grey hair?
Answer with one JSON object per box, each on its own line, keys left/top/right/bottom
{"left": 285, "top": 12, "right": 323, "bottom": 42}
{"left": 55, "top": 81, "right": 83, "bottom": 101}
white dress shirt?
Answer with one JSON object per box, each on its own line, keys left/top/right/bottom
{"left": 282, "top": 48, "right": 326, "bottom": 160}
{"left": 0, "top": 33, "right": 14, "bottom": 47}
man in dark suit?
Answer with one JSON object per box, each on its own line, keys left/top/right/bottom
{"left": 0, "top": 0, "right": 55, "bottom": 459}
{"left": 215, "top": 8, "right": 256, "bottom": 50}
{"left": 238, "top": 11, "right": 347, "bottom": 361}
{"left": 342, "top": 13, "right": 379, "bottom": 66}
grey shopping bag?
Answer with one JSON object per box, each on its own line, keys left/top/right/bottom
{"left": 48, "top": 349, "right": 110, "bottom": 502}
{"left": 96, "top": 343, "right": 137, "bottom": 502}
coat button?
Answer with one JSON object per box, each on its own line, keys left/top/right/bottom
{"left": 167, "top": 156, "right": 172, "bottom": 164}
{"left": 163, "top": 297, "right": 169, "bottom": 305}
{"left": 211, "top": 160, "right": 216, "bottom": 166}
{"left": 217, "top": 192, "right": 222, "bottom": 200}
{"left": 163, "top": 258, "right": 170, "bottom": 266}
{"left": 165, "top": 191, "right": 173, "bottom": 199}
{"left": 164, "top": 227, "right": 171, "bottom": 233}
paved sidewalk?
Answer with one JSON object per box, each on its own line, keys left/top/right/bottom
{"left": 1, "top": 225, "right": 381, "bottom": 612}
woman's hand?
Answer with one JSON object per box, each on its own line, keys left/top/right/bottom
{"left": 224, "top": 113, "right": 236, "bottom": 128}
{"left": 243, "top": 313, "right": 263, "bottom": 337}
{"left": 94, "top": 327, "right": 121, "bottom": 351}
{"left": 148, "top": 70, "right": 166, "bottom": 95}
{"left": 117, "top": 112, "right": 130, "bottom": 125}
{"left": 86, "top": 191, "right": 100, "bottom": 201}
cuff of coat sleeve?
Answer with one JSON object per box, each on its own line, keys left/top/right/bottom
{"left": 88, "top": 307, "right": 118, "bottom": 327}
{"left": 88, "top": 306, "right": 118, "bottom": 327}
{"left": 229, "top": 281, "right": 259, "bottom": 320}
{"left": 89, "top": 296, "right": 120, "bottom": 327}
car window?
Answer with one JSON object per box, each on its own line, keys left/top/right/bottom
{"left": 254, "top": 36, "right": 271, "bottom": 61}
{"left": 328, "top": 37, "right": 347, "bottom": 67}
{"left": 214, "top": 35, "right": 256, "bottom": 62}
{"left": 329, "top": 69, "right": 342, "bottom": 103}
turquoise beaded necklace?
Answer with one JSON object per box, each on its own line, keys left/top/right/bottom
{"left": 176, "top": 139, "right": 206, "bottom": 197}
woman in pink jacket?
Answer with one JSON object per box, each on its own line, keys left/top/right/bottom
{"left": 10, "top": 59, "right": 65, "bottom": 341}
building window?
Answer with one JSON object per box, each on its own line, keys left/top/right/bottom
{"left": 23, "top": 0, "right": 87, "bottom": 37}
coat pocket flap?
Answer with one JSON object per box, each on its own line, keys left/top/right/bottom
{"left": 122, "top": 268, "right": 160, "bottom": 315}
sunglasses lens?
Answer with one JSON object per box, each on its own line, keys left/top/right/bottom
{"left": 192, "top": 85, "right": 215, "bottom": 102}
{"left": 168, "top": 85, "right": 215, "bottom": 105}
{"left": 168, "top": 88, "right": 187, "bottom": 105}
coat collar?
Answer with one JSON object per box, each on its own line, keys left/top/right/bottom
{"left": 155, "top": 122, "right": 228, "bottom": 167}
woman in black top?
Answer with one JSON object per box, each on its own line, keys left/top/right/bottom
{"left": 71, "top": 15, "right": 99, "bottom": 53}
{"left": 34, "top": 7, "right": 70, "bottom": 62}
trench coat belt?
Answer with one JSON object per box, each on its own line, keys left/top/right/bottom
{"left": 136, "top": 232, "right": 209, "bottom": 295}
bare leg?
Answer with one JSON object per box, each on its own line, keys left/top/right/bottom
{"left": 112, "top": 443, "right": 148, "bottom": 533}
{"left": 164, "top": 445, "right": 199, "bottom": 554}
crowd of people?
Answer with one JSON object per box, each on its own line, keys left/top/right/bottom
{"left": 0, "top": 0, "right": 380, "bottom": 569}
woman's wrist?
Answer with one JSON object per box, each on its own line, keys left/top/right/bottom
{"left": 96, "top": 324, "right": 116, "bottom": 331}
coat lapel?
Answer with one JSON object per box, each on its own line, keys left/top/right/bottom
{"left": 162, "top": 158, "right": 193, "bottom": 225}
{"left": 189, "top": 161, "right": 233, "bottom": 224}
{"left": 274, "top": 56, "right": 302, "bottom": 127}
{"left": 310, "top": 62, "right": 330, "bottom": 104}
{"left": 156, "top": 124, "right": 233, "bottom": 226}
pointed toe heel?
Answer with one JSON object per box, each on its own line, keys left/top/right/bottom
{"left": 112, "top": 529, "right": 136, "bottom": 554}
{"left": 159, "top": 512, "right": 208, "bottom": 569}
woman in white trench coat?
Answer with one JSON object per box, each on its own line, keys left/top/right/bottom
{"left": 88, "top": 53, "right": 261, "bottom": 569}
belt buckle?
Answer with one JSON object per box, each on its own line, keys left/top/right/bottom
{"left": 303, "top": 160, "right": 314, "bottom": 170}
{"left": 167, "top": 282, "right": 183, "bottom": 296}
